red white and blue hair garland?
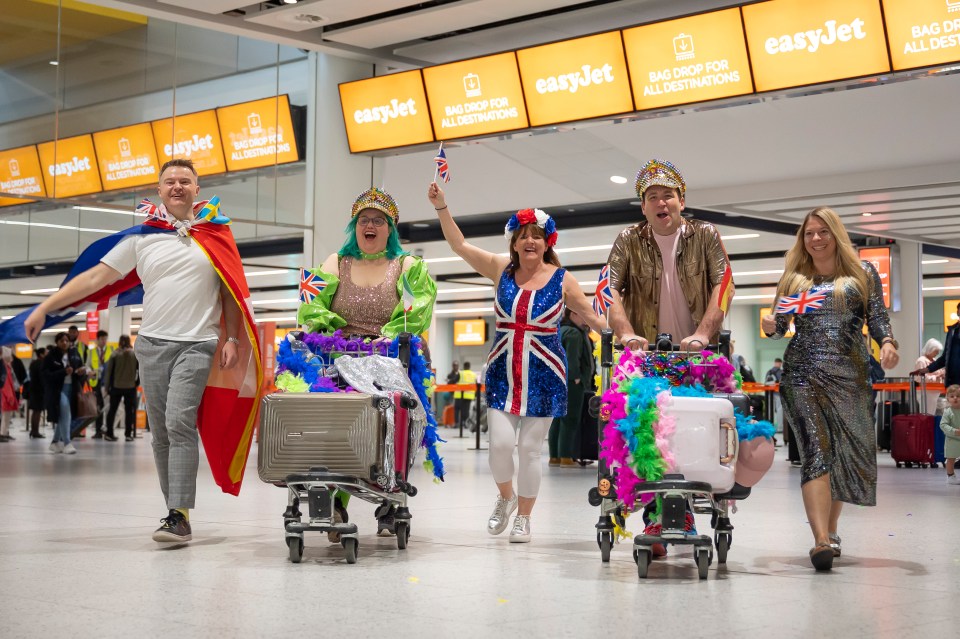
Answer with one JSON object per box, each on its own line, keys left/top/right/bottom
{"left": 504, "top": 208, "right": 558, "bottom": 247}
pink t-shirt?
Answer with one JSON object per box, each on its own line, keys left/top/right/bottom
{"left": 654, "top": 229, "right": 696, "bottom": 342}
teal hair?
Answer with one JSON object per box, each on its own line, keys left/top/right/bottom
{"left": 338, "top": 215, "right": 408, "bottom": 260}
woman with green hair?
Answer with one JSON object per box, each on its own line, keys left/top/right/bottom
{"left": 296, "top": 187, "right": 437, "bottom": 540}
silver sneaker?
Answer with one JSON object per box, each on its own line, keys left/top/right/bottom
{"left": 828, "top": 532, "right": 841, "bottom": 557}
{"left": 509, "top": 515, "right": 531, "bottom": 543}
{"left": 487, "top": 493, "right": 518, "bottom": 535}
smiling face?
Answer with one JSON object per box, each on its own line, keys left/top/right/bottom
{"left": 354, "top": 208, "right": 390, "bottom": 254}
{"left": 802, "top": 214, "right": 837, "bottom": 263}
{"left": 640, "top": 185, "right": 684, "bottom": 235}
{"left": 511, "top": 225, "right": 547, "bottom": 266}
{"left": 157, "top": 165, "right": 200, "bottom": 218}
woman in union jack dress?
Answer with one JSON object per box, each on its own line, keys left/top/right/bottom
{"left": 762, "top": 207, "right": 898, "bottom": 571}
{"left": 428, "top": 182, "right": 604, "bottom": 543}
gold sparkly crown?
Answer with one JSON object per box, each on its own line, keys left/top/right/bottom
{"left": 351, "top": 187, "right": 399, "bottom": 223}
{"left": 635, "top": 159, "right": 686, "bottom": 198}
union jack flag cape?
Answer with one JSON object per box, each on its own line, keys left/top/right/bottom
{"left": 775, "top": 290, "right": 827, "bottom": 315}
{"left": 0, "top": 199, "right": 262, "bottom": 496}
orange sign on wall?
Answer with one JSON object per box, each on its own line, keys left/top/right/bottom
{"left": 339, "top": 70, "right": 435, "bottom": 153}
{"left": 217, "top": 95, "right": 299, "bottom": 172}
{"left": 0, "top": 145, "right": 46, "bottom": 207}
{"left": 422, "top": 52, "right": 529, "bottom": 140}
{"left": 858, "top": 246, "right": 892, "bottom": 308}
{"left": 882, "top": 0, "right": 960, "bottom": 71}
{"left": 93, "top": 123, "right": 161, "bottom": 191}
{"left": 517, "top": 32, "right": 633, "bottom": 127}
{"left": 623, "top": 8, "right": 755, "bottom": 110}
{"left": 760, "top": 307, "right": 796, "bottom": 338}
{"left": 152, "top": 110, "right": 227, "bottom": 176}
{"left": 453, "top": 319, "right": 487, "bottom": 346}
{"left": 944, "top": 299, "right": 960, "bottom": 332}
{"left": 742, "top": 0, "right": 890, "bottom": 92}
{"left": 36, "top": 134, "right": 102, "bottom": 198}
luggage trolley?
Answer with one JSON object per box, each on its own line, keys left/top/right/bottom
{"left": 588, "top": 330, "right": 753, "bottom": 579}
{"left": 258, "top": 333, "right": 426, "bottom": 564}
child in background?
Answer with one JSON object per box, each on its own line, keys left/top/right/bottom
{"left": 941, "top": 385, "right": 960, "bottom": 485}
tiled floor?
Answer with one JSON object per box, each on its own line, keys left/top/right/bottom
{"left": 1, "top": 419, "right": 957, "bottom": 638}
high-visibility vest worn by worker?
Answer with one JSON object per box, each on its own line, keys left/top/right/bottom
{"left": 86, "top": 344, "right": 115, "bottom": 388}
{"left": 456, "top": 368, "right": 477, "bottom": 400}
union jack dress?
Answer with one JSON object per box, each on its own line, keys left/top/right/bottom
{"left": 485, "top": 268, "right": 567, "bottom": 417}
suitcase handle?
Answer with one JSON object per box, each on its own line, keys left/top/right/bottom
{"left": 720, "top": 420, "right": 738, "bottom": 464}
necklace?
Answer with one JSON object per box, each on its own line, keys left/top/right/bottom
{"left": 360, "top": 249, "right": 387, "bottom": 260}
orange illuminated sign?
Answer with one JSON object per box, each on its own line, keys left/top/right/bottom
{"left": 93, "top": 123, "right": 161, "bottom": 191}
{"left": 37, "top": 135, "right": 102, "bottom": 198}
{"left": 882, "top": 0, "right": 960, "bottom": 71}
{"left": 422, "top": 52, "right": 529, "bottom": 140}
{"left": 858, "top": 247, "right": 892, "bottom": 308}
{"left": 517, "top": 32, "right": 633, "bottom": 126}
{"left": 944, "top": 299, "right": 960, "bottom": 333}
{"left": 623, "top": 8, "right": 754, "bottom": 110}
{"left": 453, "top": 319, "right": 487, "bottom": 346}
{"left": 339, "top": 70, "right": 435, "bottom": 153}
{"left": 217, "top": 95, "right": 299, "bottom": 172}
{"left": 742, "top": 0, "right": 890, "bottom": 92}
{"left": 152, "top": 110, "right": 227, "bottom": 176}
{"left": 0, "top": 145, "right": 46, "bottom": 207}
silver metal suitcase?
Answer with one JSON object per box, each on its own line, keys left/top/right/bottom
{"left": 258, "top": 392, "right": 385, "bottom": 484}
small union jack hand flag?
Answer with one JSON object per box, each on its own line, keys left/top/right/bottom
{"left": 299, "top": 268, "right": 327, "bottom": 305}
{"left": 434, "top": 146, "right": 450, "bottom": 183}
{"left": 592, "top": 264, "right": 614, "bottom": 317}
{"left": 775, "top": 290, "right": 827, "bottom": 315}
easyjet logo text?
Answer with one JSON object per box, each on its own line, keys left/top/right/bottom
{"left": 764, "top": 18, "right": 867, "bottom": 54}
{"left": 534, "top": 64, "right": 615, "bottom": 94}
{"left": 164, "top": 134, "right": 216, "bottom": 158}
{"left": 353, "top": 98, "right": 419, "bottom": 125}
{"left": 48, "top": 156, "right": 93, "bottom": 177}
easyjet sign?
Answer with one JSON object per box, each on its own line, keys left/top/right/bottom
{"left": 36, "top": 135, "right": 102, "bottom": 198}
{"left": 338, "top": 70, "right": 435, "bottom": 153}
{"left": 742, "top": 0, "right": 890, "bottom": 92}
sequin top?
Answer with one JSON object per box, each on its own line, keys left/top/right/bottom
{"left": 772, "top": 261, "right": 892, "bottom": 506}
{"left": 484, "top": 268, "right": 568, "bottom": 417}
{"left": 330, "top": 257, "right": 401, "bottom": 337}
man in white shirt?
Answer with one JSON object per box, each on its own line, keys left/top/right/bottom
{"left": 24, "top": 159, "right": 241, "bottom": 544}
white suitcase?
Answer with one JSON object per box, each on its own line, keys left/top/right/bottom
{"left": 659, "top": 395, "right": 738, "bottom": 493}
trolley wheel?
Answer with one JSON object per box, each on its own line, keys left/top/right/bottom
{"left": 931, "top": 462, "right": 939, "bottom": 469}
{"left": 342, "top": 537, "right": 358, "bottom": 564}
{"left": 895, "top": 462, "right": 902, "bottom": 468}
{"left": 287, "top": 537, "right": 303, "bottom": 564}
{"left": 636, "top": 549, "right": 650, "bottom": 579}
{"left": 715, "top": 534, "right": 730, "bottom": 565}
{"left": 599, "top": 532, "right": 613, "bottom": 563}
{"left": 407, "top": 485, "right": 418, "bottom": 497}
{"left": 696, "top": 548, "right": 710, "bottom": 580}
{"left": 396, "top": 522, "right": 410, "bottom": 550}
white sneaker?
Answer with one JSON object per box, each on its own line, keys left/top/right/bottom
{"left": 947, "top": 474, "right": 960, "bottom": 485}
{"left": 509, "top": 514, "right": 531, "bottom": 543}
{"left": 62, "top": 443, "right": 77, "bottom": 455}
{"left": 487, "top": 493, "right": 518, "bottom": 535}
{"left": 48, "top": 442, "right": 64, "bottom": 454}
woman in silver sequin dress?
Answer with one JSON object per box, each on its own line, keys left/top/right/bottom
{"left": 762, "top": 207, "right": 898, "bottom": 572}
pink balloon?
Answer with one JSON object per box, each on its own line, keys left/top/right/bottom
{"left": 735, "top": 437, "right": 776, "bottom": 488}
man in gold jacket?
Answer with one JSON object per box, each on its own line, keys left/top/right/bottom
{"left": 606, "top": 159, "right": 734, "bottom": 352}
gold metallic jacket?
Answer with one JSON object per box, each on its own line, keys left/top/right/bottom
{"left": 607, "top": 218, "right": 731, "bottom": 342}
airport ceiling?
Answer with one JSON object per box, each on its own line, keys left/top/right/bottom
{"left": 2, "top": 0, "right": 960, "bottom": 324}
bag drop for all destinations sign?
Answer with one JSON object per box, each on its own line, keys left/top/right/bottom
{"left": 882, "top": 0, "right": 960, "bottom": 70}
{"left": 0, "top": 145, "right": 46, "bottom": 207}
{"left": 338, "top": 70, "right": 435, "bottom": 153}
{"left": 422, "top": 52, "right": 529, "bottom": 140}
{"left": 216, "top": 95, "right": 300, "bottom": 172}
{"left": 516, "top": 31, "right": 634, "bottom": 127}
{"left": 623, "top": 8, "right": 755, "bottom": 110}
{"left": 92, "top": 123, "right": 161, "bottom": 191}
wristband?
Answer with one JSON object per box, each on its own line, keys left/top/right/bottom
{"left": 435, "top": 206, "right": 448, "bottom": 211}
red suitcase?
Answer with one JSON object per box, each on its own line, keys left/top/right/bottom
{"left": 891, "top": 376, "right": 937, "bottom": 468}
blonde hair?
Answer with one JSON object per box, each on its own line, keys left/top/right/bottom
{"left": 947, "top": 384, "right": 960, "bottom": 397}
{"left": 775, "top": 207, "right": 869, "bottom": 313}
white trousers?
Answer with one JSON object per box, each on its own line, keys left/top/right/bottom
{"left": 487, "top": 409, "right": 552, "bottom": 498}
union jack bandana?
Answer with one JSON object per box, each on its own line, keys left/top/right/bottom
{"left": 592, "top": 264, "right": 613, "bottom": 317}
{"left": 299, "top": 268, "right": 327, "bottom": 304}
{"left": 775, "top": 290, "right": 827, "bottom": 315}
